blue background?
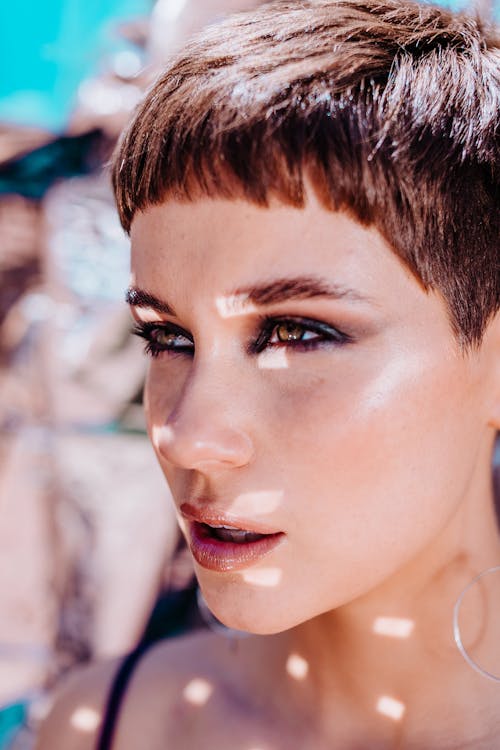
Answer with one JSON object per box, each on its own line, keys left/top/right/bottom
{"left": 0, "top": 0, "right": 151, "bottom": 132}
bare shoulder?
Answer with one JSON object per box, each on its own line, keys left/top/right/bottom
{"left": 36, "top": 629, "right": 270, "bottom": 750}
{"left": 35, "top": 655, "right": 123, "bottom": 750}
{"left": 111, "top": 629, "right": 266, "bottom": 747}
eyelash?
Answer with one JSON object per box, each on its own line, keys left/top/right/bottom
{"left": 132, "top": 316, "right": 351, "bottom": 359}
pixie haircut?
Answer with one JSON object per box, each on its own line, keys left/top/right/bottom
{"left": 113, "top": 0, "right": 500, "bottom": 347}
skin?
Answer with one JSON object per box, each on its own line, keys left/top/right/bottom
{"left": 37, "top": 190, "right": 500, "bottom": 749}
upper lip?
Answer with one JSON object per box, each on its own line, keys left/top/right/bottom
{"left": 180, "top": 502, "right": 283, "bottom": 536}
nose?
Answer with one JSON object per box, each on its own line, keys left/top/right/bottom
{"left": 151, "top": 368, "right": 255, "bottom": 472}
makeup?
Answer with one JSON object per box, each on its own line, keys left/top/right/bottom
{"left": 181, "top": 503, "right": 285, "bottom": 573}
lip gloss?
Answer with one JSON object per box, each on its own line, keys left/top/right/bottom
{"left": 188, "top": 521, "right": 285, "bottom": 572}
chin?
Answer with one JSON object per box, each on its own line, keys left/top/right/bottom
{"left": 198, "top": 578, "right": 304, "bottom": 636}
{"left": 217, "top": 609, "right": 294, "bottom": 636}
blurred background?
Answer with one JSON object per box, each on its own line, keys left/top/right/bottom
{"left": 0, "top": 0, "right": 498, "bottom": 747}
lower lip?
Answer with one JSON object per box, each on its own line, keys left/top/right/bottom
{"left": 188, "top": 522, "right": 285, "bottom": 573}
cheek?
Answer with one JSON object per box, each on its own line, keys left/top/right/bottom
{"left": 264, "top": 347, "right": 476, "bottom": 481}
{"left": 261, "top": 352, "right": 481, "bottom": 575}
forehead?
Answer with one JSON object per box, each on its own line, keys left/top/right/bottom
{"left": 130, "top": 193, "right": 415, "bottom": 299}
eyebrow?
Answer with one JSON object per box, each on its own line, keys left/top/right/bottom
{"left": 125, "top": 276, "right": 371, "bottom": 314}
{"left": 232, "top": 276, "right": 371, "bottom": 306}
{"left": 125, "top": 286, "right": 175, "bottom": 315}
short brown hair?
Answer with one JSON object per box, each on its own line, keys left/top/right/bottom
{"left": 112, "top": 0, "right": 500, "bottom": 347}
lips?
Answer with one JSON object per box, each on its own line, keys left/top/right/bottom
{"left": 180, "top": 503, "right": 285, "bottom": 572}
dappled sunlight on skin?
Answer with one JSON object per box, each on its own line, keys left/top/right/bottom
{"left": 241, "top": 567, "right": 283, "bottom": 587}
{"left": 256, "top": 348, "right": 290, "bottom": 370}
{"left": 70, "top": 707, "right": 101, "bottom": 733}
{"left": 151, "top": 423, "right": 174, "bottom": 446}
{"left": 182, "top": 677, "right": 214, "bottom": 706}
{"left": 373, "top": 617, "right": 415, "bottom": 639}
{"left": 376, "top": 696, "right": 406, "bottom": 721}
{"left": 286, "top": 652, "right": 309, "bottom": 680}
{"left": 215, "top": 293, "right": 258, "bottom": 318}
{"left": 234, "top": 490, "right": 284, "bottom": 515}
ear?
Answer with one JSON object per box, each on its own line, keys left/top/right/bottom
{"left": 482, "top": 311, "right": 500, "bottom": 430}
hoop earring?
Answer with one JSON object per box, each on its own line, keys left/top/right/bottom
{"left": 453, "top": 565, "right": 500, "bottom": 683}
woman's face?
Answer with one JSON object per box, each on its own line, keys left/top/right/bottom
{"left": 129, "top": 191, "right": 496, "bottom": 633}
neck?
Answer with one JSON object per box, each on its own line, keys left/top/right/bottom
{"left": 283, "top": 473, "right": 500, "bottom": 748}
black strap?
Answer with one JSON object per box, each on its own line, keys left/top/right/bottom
{"left": 96, "top": 640, "right": 152, "bottom": 750}
{"left": 95, "top": 581, "right": 203, "bottom": 750}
